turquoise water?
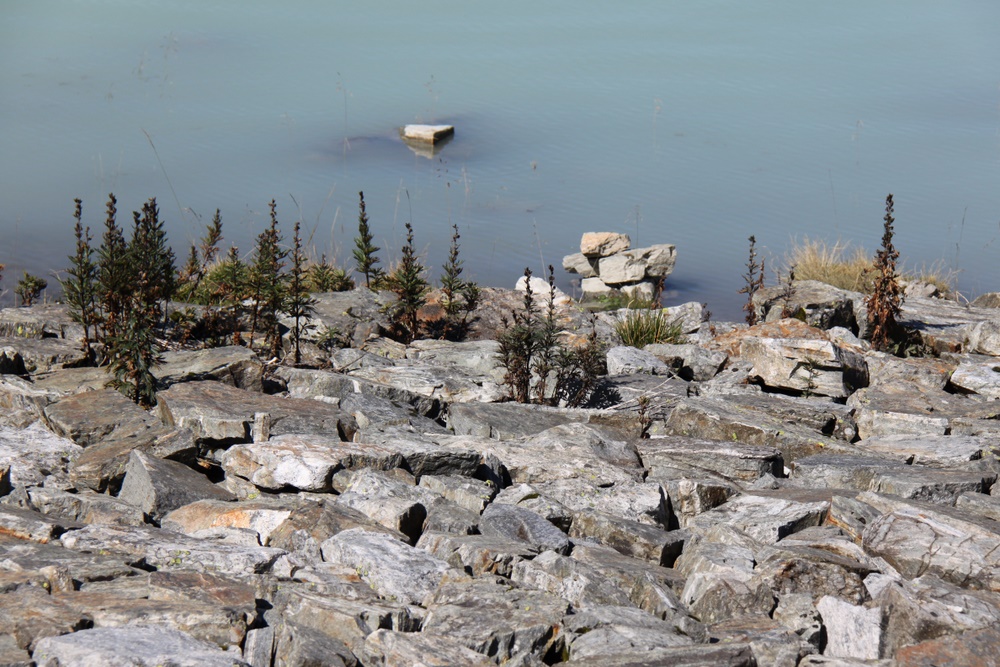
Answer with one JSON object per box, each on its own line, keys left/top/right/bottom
{"left": 2, "top": 1, "right": 999, "bottom": 319}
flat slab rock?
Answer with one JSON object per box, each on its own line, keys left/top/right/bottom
{"left": 687, "top": 491, "right": 830, "bottom": 545}
{"left": 32, "top": 626, "right": 249, "bottom": 667}
{"left": 156, "top": 345, "right": 264, "bottom": 392}
{"left": 157, "top": 380, "right": 357, "bottom": 443}
{"left": 638, "top": 436, "right": 782, "bottom": 483}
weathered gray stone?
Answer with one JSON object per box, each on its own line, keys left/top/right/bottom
{"left": 827, "top": 494, "right": 882, "bottom": 543}
{"left": 422, "top": 578, "right": 568, "bottom": 663}
{"left": 874, "top": 574, "right": 1000, "bottom": 656}
{"left": 644, "top": 343, "right": 727, "bottom": 382}
{"left": 0, "top": 633, "right": 30, "bottom": 666}
{"left": 0, "top": 304, "right": 77, "bottom": 340}
{"left": 581, "top": 276, "right": 614, "bottom": 298}
{"left": 860, "top": 492, "right": 1000, "bottom": 589}
{"left": 772, "top": 593, "right": 823, "bottom": 648}
{"left": 656, "top": 477, "right": 739, "bottom": 526}
{"left": 563, "top": 605, "right": 695, "bottom": 660}
{"left": 272, "top": 618, "right": 357, "bottom": 667}
{"left": 562, "top": 252, "right": 599, "bottom": 277}
{"left": 708, "top": 616, "right": 813, "bottom": 667}
{"left": 893, "top": 625, "right": 1000, "bottom": 667}
{"left": 492, "top": 483, "right": 574, "bottom": 532}
{"left": 59, "top": 524, "right": 286, "bottom": 575}
{"left": 69, "top": 426, "right": 199, "bottom": 493}
{"left": 752, "top": 544, "right": 874, "bottom": 605}
{"left": 221, "top": 434, "right": 405, "bottom": 493}
{"left": 754, "top": 280, "right": 861, "bottom": 331}
{"left": 847, "top": 383, "right": 992, "bottom": 440}
{"left": 569, "top": 542, "right": 689, "bottom": 620}
{"left": 158, "top": 381, "right": 358, "bottom": 445}
{"left": 26, "top": 487, "right": 145, "bottom": 526}
{"left": 598, "top": 253, "right": 649, "bottom": 285}
{"left": 665, "top": 396, "right": 855, "bottom": 466}
{"left": 267, "top": 497, "right": 407, "bottom": 556}
{"left": 949, "top": 356, "right": 1000, "bottom": 398}
{"left": 321, "top": 528, "right": 451, "bottom": 605}
{"left": 118, "top": 450, "right": 234, "bottom": 523}
{"left": 417, "top": 531, "right": 538, "bottom": 577}
{"left": 348, "top": 362, "right": 504, "bottom": 404}
{"left": 0, "top": 505, "right": 80, "bottom": 543}
{"left": 790, "top": 454, "right": 992, "bottom": 505}
{"left": 569, "top": 509, "right": 685, "bottom": 566}
{"left": 0, "top": 423, "right": 81, "bottom": 489}
{"left": 277, "top": 365, "right": 441, "bottom": 418}
{"left": 955, "top": 491, "right": 1000, "bottom": 522}
{"left": 157, "top": 346, "right": 263, "bottom": 391}
{"left": 687, "top": 491, "right": 829, "bottom": 545}
{"left": 242, "top": 626, "right": 274, "bottom": 667}
{"left": 480, "top": 503, "right": 570, "bottom": 555}
{"left": 364, "top": 628, "right": 494, "bottom": 667}
{"left": 639, "top": 436, "right": 782, "bottom": 483}
{"left": 512, "top": 550, "right": 636, "bottom": 609}
{"left": 581, "top": 232, "right": 632, "bottom": 257}
{"left": 606, "top": 346, "right": 673, "bottom": 376}
{"left": 858, "top": 433, "right": 988, "bottom": 465}
{"left": 965, "top": 317, "right": 1000, "bottom": 356}
{"left": 418, "top": 474, "right": 496, "bottom": 513}
{"left": 898, "top": 296, "right": 997, "bottom": 354}
{"left": 335, "top": 469, "right": 432, "bottom": 544}
{"left": 0, "top": 336, "right": 87, "bottom": 374}
{"left": 530, "top": 478, "right": 670, "bottom": 526}
{"left": 43, "top": 389, "right": 161, "bottom": 449}
{"left": 447, "top": 401, "right": 590, "bottom": 440}
{"left": 742, "top": 334, "right": 867, "bottom": 398}
{"left": 816, "top": 596, "right": 884, "bottom": 660}
{"left": 32, "top": 626, "right": 249, "bottom": 667}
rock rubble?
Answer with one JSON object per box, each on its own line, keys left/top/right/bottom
{"left": 1, "top": 282, "right": 999, "bottom": 666}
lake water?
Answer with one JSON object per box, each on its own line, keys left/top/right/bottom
{"left": 2, "top": 1, "right": 999, "bottom": 320}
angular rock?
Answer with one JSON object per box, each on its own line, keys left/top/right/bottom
{"left": 949, "top": 356, "right": 1000, "bottom": 399}
{"left": 741, "top": 332, "right": 867, "bottom": 398}
{"left": 0, "top": 304, "right": 77, "bottom": 340}
{"left": 480, "top": 503, "right": 570, "bottom": 555}
{"left": 447, "top": 401, "right": 590, "bottom": 440}
{"left": 898, "top": 296, "right": 996, "bottom": 353}
{"left": 364, "top": 629, "right": 493, "bottom": 667}
{"left": 875, "top": 574, "right": 1000, "bottom": 655}
{"left": 60, "top": 524, "right": 286, "bottom": 575}
{"left": 816, "top": 596, "right": 884, "bottom": 660}
{"left": 157, "top": 346, "right": 264, "bottom": 391}
{"left": 965, "top": 317, "right": 1000, "bottom": 356}
{"left": 348, "top": 362, "right": 503, "bottom": 404}
{"left": 754, "top": 280, "right": 861, "bottom": 331}
{"left": 492, "top": 483, "right": 574, "bottom": 532}
{"left": 664, "top": 396, "right": 855, "bottom": 466}
{"left": 847, "top": 383, "right": 989, "bottom": 440}
{"left": 894, "top": 626, "right": 1000, "bottom": 667}
{"left": 606, "top": 345, "right": 673, "bottom": 376}
{"left": 26, "top": 487, "right": 145, "bottom": 526}
{"left": 581, "top": 232, "right": 631, "bottom": 257}
{"left": 32, "top": 626, "right": 249, "bottom": 667}
{"left": 530, "top": 478, "right": 670, "bottom": 526}
{"left": 418, "top": 474, "right": 496, "bottom": 513}
{"left": 657, "top": 477, "right": 739, "bottom": 527}
{"left": 569, "top": 542, "right": 689, "bottom": 619}
{"left": 321, "top": 528, "right": 451, "bottom": 605}
{"left": 69, "top": 426, "right": 199, "bottom": 493}
{"left": 644, "top": 343, "right": 728, "bottom": 382}
{"left": 790, "top": 454, "right": 991, "bottom": 505}
{"left": 569, "top": 509, "right": 685, "bottom": 566}
{"left": 563, "top": 605, "right": 695, "bottom": 660}
{"left": 157, "top": 380, "right": 357, "bottom": 445}
{"left": 859, "top": 433, "right": 988, "bottom": 465}
{"left": 511, "top": 551, "right": 636, "bottom": 609}
{"left": 772, "top": 593, "right": 823, "bottom": 648}
{"left": 43, "top": 389, "right": 161, "bottom": 449}
{"left": 0, "top": 423, "right": 82, "bottom": 489}
{"left": 0, "top": 505, "right": 80, "bottom": 543}
{"left": 118, "top": 450, "right": 234, "bottom": 523}
{"left": 335, "top": 470, "right": 431, "bottom": 544}
{"left": 955, "top": 491, "right": 1000, "bottom": 522}
{"left": 687, "top": 491, "right": 829, "bottom": 545}
{"left": 221, "top": 434, "right": 405, "bottom": 493}
{"left": 752, "top": 544, "right": 874, "bottom": 605}
{"left": 417, "top": 531, "right": 539, "bottom": 578}
{"left": 0, "top": 336, "right": 87, "bottom": 374}
{"left": 860, "top": 492, "right": 1000, "bottom": 590}
{"left": 598, "top": 253, "right": 648, "bottom": 285}
{"left": 422, "top": 578, "right": 569, "bottom": 663}
{"left": 581, "top": 276, "right": 614, "bottom": 298}
{"left": 708, "top": 615, "right": 811, "bottom": 667}
{"left": 562, "top": 252, "right": 599, "bottom": 278}
{"left": 638, "top": 436, "right": 782, "bottom": 483}
{"left": 277, "top": 365, "right": 440, "bottom": 418}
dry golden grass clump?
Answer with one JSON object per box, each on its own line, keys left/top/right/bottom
{"left": 786, "top": 237, "right": 955, "bottom": 297}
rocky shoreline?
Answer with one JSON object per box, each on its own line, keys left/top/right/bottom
{"left": 2, "top": 278, "right": 1000, "bottom": 666}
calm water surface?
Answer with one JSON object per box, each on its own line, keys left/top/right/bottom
{"left": 2, "top": 1, "right": 999, "bottom": 319}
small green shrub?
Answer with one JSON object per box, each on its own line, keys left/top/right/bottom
{"left": 15, "top": 272, "right": 47, "bottom": 307}
{"left": 307, "top": 255, "right": 354, "bottom": 292}
{"left": 738, "top": 235, "right": 765, "bottom": 326}
{"left": 247, "top": 200, "right": 288, "bottom": 358}
{"left": 866, "top": 194, "right": 905, "bottom": 352}
{"left": 439, "top": 224, "right": 480, "bottom": 340}
{"left": 614, "top": 308, "right": 684, "bottom": 347}
{"left": 61, "top": 198, "right": 99, "bottom": 358}
{"left": 352, "top": 191, "right": 384, "bottom": 289}
{"left": 286, "top": 220, "right": 317, "bottom": 365}
{"left": 383, "top": 222, "right": 429, "bottom": 344}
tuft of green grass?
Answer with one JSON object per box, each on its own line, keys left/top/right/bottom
{"left": 614, "top": 308, "right": 684, "bottom": 347}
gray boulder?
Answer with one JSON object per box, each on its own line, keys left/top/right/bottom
{"left": 606, "top": 346, "right": 673, "bottom": 376}
{"left": 320, "top": 528, "right": 451, "bottom": 606}
{"left": 32, "top": 626, "right": 250, "bottom": 667}
{"left": 480, "top": 503, "right": 570, "bottom": 555}
{"left": 117, "top": 450, "right": 235, "bottom": 524}
{"left": 157, "top": 346, "right": 264, "bottom": 391}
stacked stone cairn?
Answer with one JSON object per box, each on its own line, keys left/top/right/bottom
{"left": 563, "top": 232, "right": 677, "bottom": 302}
